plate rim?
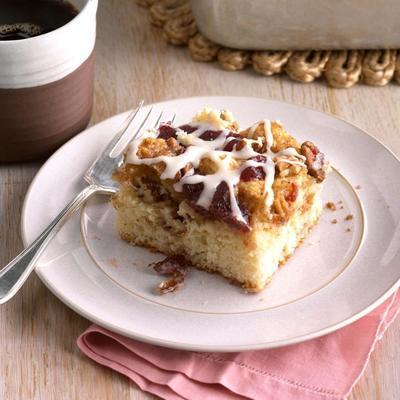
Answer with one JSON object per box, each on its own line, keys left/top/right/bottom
{"left": 20, "top": 95, "right": 400, "bottom": 351}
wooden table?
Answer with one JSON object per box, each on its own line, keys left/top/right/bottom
{"left": 1, "top": 1, "right": 400, "bottom": 399}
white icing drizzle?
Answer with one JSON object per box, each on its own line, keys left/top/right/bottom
{"left": 178, "top": 122, "right": 227, "bottom": 150}
{"left": 263, "top": 119, "right": 274, "bottom": 150}
{"left": 175, "top": 154, "right": 246, "bottom": 223}
{"left": 249, "top": 119, "right": 274, "bottom": 150}
{"left": 125, "top": 119, "right": 306, "bottom": 224}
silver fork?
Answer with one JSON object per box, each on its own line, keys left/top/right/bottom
{"left": 0, "top": 101, "right": 168, "bottom": 304}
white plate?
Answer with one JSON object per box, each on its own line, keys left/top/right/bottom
{"left": 21, "top": 96, "right": 400, "bottom": 351}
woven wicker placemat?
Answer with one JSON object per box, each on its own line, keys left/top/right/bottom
{"left": 135, "top": 0, "right": 400, "bottom": 88}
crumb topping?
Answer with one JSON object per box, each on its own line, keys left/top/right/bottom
{"left": 301, "top": 141, "right": 328, "bottom": 182}
{"left": 325, "top": 201, "right": 336, "bottom": 211}
{"left": 121, "top": 108, "right": 330, "bottom": 231}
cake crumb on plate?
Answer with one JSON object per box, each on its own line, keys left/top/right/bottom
{"left": 108, "top": 257, "right": 119, "bottom": 268}
{"left": 325, "top": 202, "right": 336, "bottom": 211}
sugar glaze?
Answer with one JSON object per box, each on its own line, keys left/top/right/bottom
{"left": 126, "top": 120, "right": 306, "bottom": 223}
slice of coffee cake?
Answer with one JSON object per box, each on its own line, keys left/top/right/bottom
{"left": 112, "top": 108, "right": 329, "bottom": 292}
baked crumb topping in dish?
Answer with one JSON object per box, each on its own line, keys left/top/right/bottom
{"left": 118, "top": 108, "right": 329, "bottom": 232}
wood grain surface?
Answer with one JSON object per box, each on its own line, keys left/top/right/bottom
{"left": 1, "top": 1, "right": 400, "bottom": 399}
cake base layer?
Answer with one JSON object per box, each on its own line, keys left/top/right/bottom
{"left": 113, "top": 185, "right": 322, "bottom": 292}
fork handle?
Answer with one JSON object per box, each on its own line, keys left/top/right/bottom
{"left": 0, "top": 185, "right": 100, "bottom": 304}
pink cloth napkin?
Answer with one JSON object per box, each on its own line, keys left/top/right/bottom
{"left": 77, "top": 290, "right": 400, "bottom": 400}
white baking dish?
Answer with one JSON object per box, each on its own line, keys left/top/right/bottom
{"left": 191, "top": 0, "right": 399, "bottom": 50}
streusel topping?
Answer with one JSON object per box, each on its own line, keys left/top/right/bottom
{"left": 124, "top": 108, "right": 329, "bottom": 231}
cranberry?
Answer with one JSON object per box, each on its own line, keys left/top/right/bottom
{"left": 209, "top": 181, "right": 230, "bottom": 215}
{"left": 284, "top": 183, "right": 298, "bottom": 202}
{"left": 183, "top": 181, "right": 250, "bottom": 232}
{"left": 240, "top": 166, "right": 266, "bottom": 182}
{"left": 199, "top": 130, "right": 222, "bottom": 141}
{"left": 209, "top": 182, "right": 250, "bottom": 232}
{"left": 223, "top": 132, "right": 243, "bottom": 151}
{"left": 250, "top": 155, "right": 267, "bottom": 163}
{"left": 152, "top": 255, "right": 188, "bottom": 294}
{"left": 223, "top": 139, "right": 242, "bottom": 151}
{"left": 179, "top": 124, "right": 197, "bottom": 134}
{"left": 182, "top": 182, "right": 204, "bottom": 202}
{"left": 158, "top": 124, "right": 177, "bottom": 140}
{"left": 240, "top": 156, "right": 268, "bottom": 181}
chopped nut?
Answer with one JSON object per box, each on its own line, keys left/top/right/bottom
{"left": 157, "top": 276, "right": 184, "bottom": 294}
{"left": 300, "top": 141, "right": 328, "bottom": 182}
{"left": 346, "top": 228, "right": 351, "bottom": 232}
{"left": 301, "top": 141, "right": 316, "bottom": 165}
{"left": 331, "top": 219, "right": 337, "bottom": 224}
{"left": 325, "top": 202, "right": 337, "bottom": 211}
{"left": 345, "top": 214, "right": 353, "bottom": 221}
{"left": 166, "top": 137, "right": 182, "bottom": 153}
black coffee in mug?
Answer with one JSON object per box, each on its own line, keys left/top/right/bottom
{"left": 0, "top": 0, "right": 78, "bottom": 40}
